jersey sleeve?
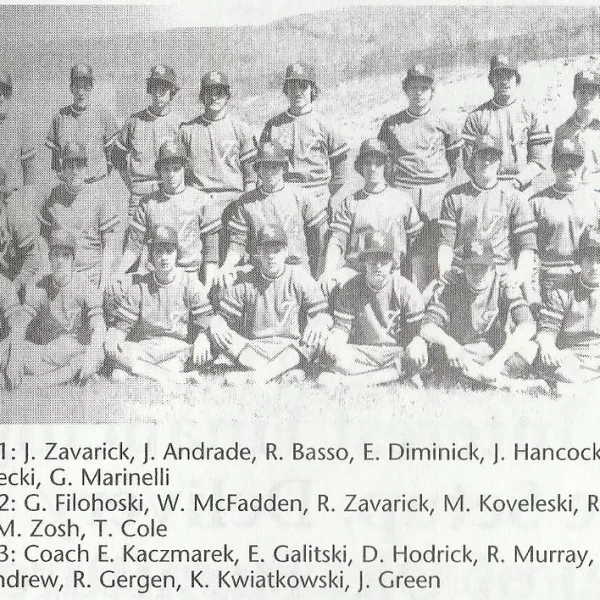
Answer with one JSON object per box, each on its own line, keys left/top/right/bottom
{"left": 527, "top": 109, "right": 553, "bottom": 165}
{"left": 0, "top": 275, "right": 21, "bottom": 321}
{"left": 404, "top": 196, "right": 424, "bottom": 242}
{"left": 185, "top": 275, "right": 214, "bottom": 331}
{"left": 325, "top": 119, "right": 349, "bottom": 161}
{"left": 8, "top": 195, "right": 41, "bottom": 284}
{"left": 45, "top": 114, "right": 61, "bottom": 172}
{"left": 114, "top": 281, "right": 142, "bottom": 336}
{"left": 439, "top": 191, "right": 460, "bottom": 248}
{"left": 509, "top": 191, "right": 537, "bottom": 252}
{"left": 443, "top": 114, "right": 464, "bottom": 152}
{"left": 218, "top": 281, "right": 247, "bottom": 325}
{"left": 227, "top": 201, "right": 249, "bottom": 254}
{"left": 113, "top": 117, "right": 133, "bottom": 170}
{"left": 538, "top": 287, "right": 568, "bottom": 336}
{"left": 400, "top": 278, "right": 425, "bottom": 339}
{"left": 128, "top": 200, "right": 149, "bottom": 251}
{"left": 301, "top": 187, "right": 328, "bottom": 229}
{"left": 332, "top": 281, "right": 357, "bottom": 334}
{"left": 199, "top": 199, "right": 222, "bottom": 264}
{"left": 377, "top": 118, "right": 392, "bottom": 148}
{"left": 259, "top": 120, "right": 272, "bottom": 145}
{"left": 84, "top": 283, "right": 105, "bottom": 330}
{"left": 238, "top": 121, "right": 258, "bottom": 188}
{"left": 294, "top": 267, "right": 328, "bottom": 319}
{"left": 103, "top": 110, "right": 120, "bottom": 155}
{"left": 423, "top": 279, "right": 450, "bottom": 329}
{"left": 22, "top": 281, "right": 43, "bottom": 320}
{"left": 96, "top": 184, "right": 119, "bottom": 234}
{"left": 37, "top": 196, "right": 54, "bottom": 241}
{"left": 20, "top": 125, "right": 37, "bottom": 163}
{"left": 329, "top": 194, "right": 354, "bottom": 251}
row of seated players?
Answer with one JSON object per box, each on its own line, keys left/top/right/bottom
{"left": 2, "top": 218, "right": 600, "bottom": 394}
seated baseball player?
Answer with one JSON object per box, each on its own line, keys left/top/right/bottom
{"left": 0, "top": 274, "right": 29, "bottom": 390}
{"left": 212, "top": 140, "right": 328, "bottom": 287}
{"left": 105, "top": 225, "right": 214, "bottom": 386}
{"left": 421, "top": 240, "right": 540, "bottom": 391}
{"left": 209, "top": 224, "right": 331, "bottom": 385}
{"left": 438, "top": 135, "right": 537, "bottom": 303}
{"left": 320, "top": 230, "right": 427, "bottom": 387}
{"left": 530, "top": 138, "right": 600, "bottom": 304}
{"left": 537, "top": 225, "right": 600, "bottom": 386}
{"left": 20, "top": 229, "right": 106, "bottom": 387}
{"left": 320, "top": 138, "right": 422, "bottom": 295}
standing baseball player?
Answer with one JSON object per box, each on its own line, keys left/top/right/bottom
{"left": 377, "top": 64, "right": 463, "bottom": 290}
{"left": 321, "top": 230, "right": 427, "bottom": 387}
{"left": 531, "top": 138, "right": 600, "bottom": 304}
{"left": 215, "top": 140, "right": 327, "bottom": 285}
{"left": 114, "top": 65, "right": 182, "bottom": 223}
{"left": 0, "top": 274, "right": 29, "bottom": 390}
{"left": 20, "top": 229, "right": 106, "bottom": 387}
{"left": 462, "top": 55, "right": 552, "bottom": 195}
{"left": 46, "top": 64, "right": 118, "bottom": 184}
{"left": 260, "top": 62, "right": 348, "bottom": 221}
{"left": 179, "top": 71, "right": 257, "bottom": 264}
{"left": 105, "top": 225, "right": 213, "bottom": 386}
{"left": 38, "top": 142, "right": 118, "bottom": 291}
{"left": 117, "top": 141, "right": 220, "bottom": 283}
{"left": 320, "top": 138, "right": 422, "bottom": 295}
{"left": 554, "top": 70, "right": 600, "bottom": 190}
{"left": 537, "top": 225, "right": 600, "bottom": 387}
{"left": 438, "top": 135, "right": 537, "bottom": 296}
{"left": 209, "top": 223, "right": 331, "bottom": 385}
{"left": 0, "top": 70, "right": 36, "bottom": 190}
{"left": 421, "top": 240, "right": 540, "bottom": 391}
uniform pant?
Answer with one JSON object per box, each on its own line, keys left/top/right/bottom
{"left": 394, "top": 180, "right": 448, "bottom": 291}
{"left": 112, "top": 337, "right": 192, "bottom": 374}
{"left": 21, "top": 336, "right": 87, "bottom": 375}
{"left": 325, "top": 342, "right": 406, "bottom": 377}
{"left": 536, "top": 346, "right": 600, "bottom": 385}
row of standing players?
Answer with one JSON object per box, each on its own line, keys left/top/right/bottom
{"left": 1, "top": 55, "right": 600, "bottom": 391}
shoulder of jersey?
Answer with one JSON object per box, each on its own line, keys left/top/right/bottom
{"left": 392, "top": 270, "right": 420, "bottom": 294}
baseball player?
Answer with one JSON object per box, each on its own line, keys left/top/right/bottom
{"left": 20, "top": 229, "right": 106, "bottom": 387}
{"left": 114, "top": 65, "right": 182, "bottom": 222}
{"left": 0, "top": 70, "right": 36, "bottom": 190}
{"left": 438, "top": 135, "right": 537, "bottom": 297}
{"left": 554, "top": 70, "right": 600, "bottom": 190}
{"left": 260, "top": 62, "right": 348, "bottom": 220}
{"left": 117, "top": 141, "right": 220, "bottom": 283}
{"left": 377, "top": 64, "right": 463, "bottom": 290}
{"left": 462, "top": 55, "right": 552, "bottom": 195}
{"left": 209, "top": 223, "right": 331, "bottom": 385}
{"left": 421, "top": 240, "right": 539, "bottom": 391}
{"left": 46, "top": 64, "right": 118, "bottom": 184}
{"left": 105, "top": 225, "right": 213, "bottom": 386}
{"left": 179, "top": 71, "right": 257, "bottom": 263}
{"left": 537, "top": 225, "right": 600, "bottom": 386}
{"left": 215, "top": 140, "right": 327, "bottom": 285}
{"left": 320, "top": 230, "right": 427, "bottom": 387}
{"left": 320, "top": 138, "right": 422, "bottom": 294}
{"left": 0, "top": 167, "right": 42, "bottom": 290}
{"left": 39, "top": 142, "right": 118, "bottom": 291}
{"left": 531, "top": 138, "right": 600, "bottom": 303}
{"left": 0, "top": 274, "right": 29, "bottom": 390}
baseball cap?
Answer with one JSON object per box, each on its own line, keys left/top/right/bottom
{"left": 489, "top": 54, "right": 519, "bottom": 76}
{"left": 155, "top": 141, "right": 187, "bottom": 170}
{"left": 253, "top": 140, "right": 288, "bottom": 167}
{"left": 573, "top": 69, "right": 600, "bottom": 90}
{"left": 70, "top": 64, "right": 94, "bottom": 82}
{"left": 147, "top": 65, "right": 179, "bottom": 92}
{"left": 257, "top": 223, "right": 288, "bottom": 248}
{"left": 61, "top": 141, "right": 88, "bottom": 164}
{"left": 463, "top": 240, "right": 494, "bottom": 266}
{"left": 554, "top": 138, "right": 585, "bottom": 165}
{"left": 359, "top": 230, "right": 394, "bottom": 261}
{"left": 149, "top": 225, "right": 178, "bottom": 248}
{"left": 404, "top": 64, "right": 434, "bottom": 84}
{"left": 49, "top": 228, "right": 77, "bottom": 254}
{"left": 472, "top": 135, "right": 503, "bottom": 158}
{"left": 200, "top": 71, "right": 230, "bottom": 94}
{"left": 284, "top": 62, "right": 317, "bottom": 85}
{"left": 0, "top": 71, "right": 13, "bottom": 93}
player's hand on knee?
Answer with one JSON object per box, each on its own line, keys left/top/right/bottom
{"left": 406, "top": 336, "right": 428, "bottom": 370}
{"left": 209, "top": 315, "right": 234, "bottom": 348}
{"left": 539, "top": 342, "right": 563, "bottom": 370}
{"left": 212, "top": 267, "right": 237, "bottom": 291}
{"left": 445, "top": 343, "right": 469, "bottom": 370}
{"left": 302, "top": 314, "right": 333, "bottom": 351}
{"left": 193, "top": 333, "right": 212, "bottom": 367}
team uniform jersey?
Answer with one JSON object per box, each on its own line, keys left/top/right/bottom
{"left": 179, "top": 112, "right": 257, "bottom": 192}
{"left": 0, "top": 186, "right": 41, "bottom": 284}
{"left": 439, "top": 180, "right": 537, "bottom": 266}
{"left": 115, "top": 108, "right": 182, "bottom": 196}
{"left": 23, "top": 272, "right": 104, "bottom": 345}
{"left": 377, "top": 109, "right": 463, "bottom": 187}
{"left": 539, "top": 274, "right": 600, "bottom": 356}
{"left": 219, "top": 264, "right": 328, "bottom": 341}
{"left": 38, "top": 180, "right": 119, "bottom": 286}
{"left": 554, "top": 115, "right": 600, "bottom": 179}
{"left": 330, "top": 186, "right": 422, "bottom": 270}
{"left": 114, "top": 269, "right": 213, "bottom": 343}
{"left": 46, "top": 104, "right": 118, "bottom": 181}
{"left": 0, "top": 113, "right": 36, "bottom": 192}
{"left": 260, "top": 109, "right": 348, "bottom": 189}
{"left": 531, "top": 185, "right": 600, "bottom": 270}
{"left": 0, "top": 273, "right": 21, "bottom": 324}
{"left": 228, "top": 185, "right": 327, "bottom": 268}
{"left": 333, "top": 271, "right": 424, "bottom": 346}
{"left": 424, "top": 269, "right": 532, "bottom": 349}
{"left": 130, "top": 186, "right": 221, "bottom": 272}
{"left": 462, "top": 99, "right": 552, "bottom": 181}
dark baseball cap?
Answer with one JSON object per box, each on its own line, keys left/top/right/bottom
{"left": 359, "top": 230, "right": 394, "bottom": 261}
{"left": 70, "top": 64, "right": 94, "bottom": 82}
{"left": 147, "top": 65, "right": 179, "bottom": 92}
{"left": 254, "top": 140, "right": 288, "bottom": 167}
{"left": 200, "top": 71, "right": 230, "bottom": 94}
{"left": 573, "top": 69, "right": 600, "bottom": 90}
{"left": 61, "top": 141, "right": 88, "bottom": 164}
{"left": 404, "top": 64, "right": 434, "bottom": 84}
{"left": 149, "top": 225, "right": 178, "bottom": 248}
{"left": 472, "top": 135, "right": 503, "bottom": 158}
{"left": 257, "top": 223, "right": 288, "bottom": 247}
{"left": 463, "top": 240, "right": 494, "bottom": 266}
{"left": 155, "top": 141, "right": 187, "bottom": 170}
{"left": 285, "top": 62, "right": 317, "bottom": 85}
{"left": 49, "top": 228, "right": 77, "bottom": 254}
{"left": 554, "top": 138, "right": 586, "bottom": 165}
{"left": 489, "top": 54, "right": 519, "bottom": 76}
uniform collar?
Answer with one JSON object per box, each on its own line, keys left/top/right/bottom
{"left": 286, "top": 106, "right": 313, "bottom": 118}
{"left": 406, "top": 107, "right": 431, "bottom": 119}
{"left": 146, "top": 106, "right": 171, "bottom": 118}
{"left": 201, "top": 109, "right": 228, "bottom": 123}
{"left": 153, "top": 268, "right": 180, "bottom": 287}
{"left": 470, "top": 179, "right": 499, "bottom": 193}
{"left": 491, "top": 97, "right": 517, "bottom": 109}
{"left": 258, "top": 184, "right": 285, "bottom": 196}
{"left": 551, "top": 184, "right": 575, "bottom": 196}
{"left": 259, "top": 265, "right": 286, "bottom": 281}
{"left": 70, "top": 104, "right": 89, "bottom": 115}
